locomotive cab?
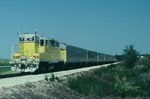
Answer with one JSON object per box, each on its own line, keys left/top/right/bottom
{"left": 9, "top": 32, "right": 63, "bottom": 73}
{"left": 9, "top": 33, "right": 40, "bottom": 72}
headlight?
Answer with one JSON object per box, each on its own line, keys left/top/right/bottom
{"left": 13, "top": 53, "right": 20, "bottom": 59}
{"left": 33, "top": 53, "right": 39, "bottom": 59}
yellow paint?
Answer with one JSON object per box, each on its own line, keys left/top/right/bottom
{"left": 13, "top": 53, "right": 20, "bottom": 56}
{"left": 33, "top": 53, "right": 39, "bottom": 58}
{"left": 48, "top": 46, "right": 60, "bottom": 61}
{"left": 38, "top": 43, "right": 61, "bottom": 62}
{"left": 60, "top": 49, "right": 66, "bottom": 62}
{"left": 20, "top": 42, "right": 35, "bottom": 57}
{"left": 13, "top": 34, "right": 64, "bottom": 64}
{"left": 39, "top": 44, "right": 45, "bottom": 53}
{"left": 19, "top": 42, "right": 40, "bottom": 58}
{"left": 13, "top": 53, "right": 20, "bottom": 59}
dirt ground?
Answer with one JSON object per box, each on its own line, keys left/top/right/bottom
{"left": 0, "top": 79, "right": 84, "bottom": 99}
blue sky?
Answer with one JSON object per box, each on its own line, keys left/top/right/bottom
{"left": 0, "top": 0, "right": 150, "bottom": 58}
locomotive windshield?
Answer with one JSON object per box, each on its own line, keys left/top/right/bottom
{"left": 19, "top": 36, "right": 34, "bottom": 42}
{"left": 19, "top": 34, "right": 35, "bottom": 42}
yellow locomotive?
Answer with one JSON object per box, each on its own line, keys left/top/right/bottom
{"left": 9, "top": 32, "right": 115, "bottom": 73}
{"left": 9, "top": 32, "right": 66, "bottom": 72}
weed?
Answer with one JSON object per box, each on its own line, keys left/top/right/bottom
{"left": 49, "top": 74, "right": 55, "bottom": 82}
{"left": 114, "top": 74, "right": 139, "bottom": 97}
{"left": 45, "top": 75, "right": 49, "bottom": 81}
{"left": 44, "top": 74, "right": 61, "bottom": 82}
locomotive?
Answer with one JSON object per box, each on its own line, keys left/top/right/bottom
{"left": 9, "top": 32, "right": 115, "bottom": 72}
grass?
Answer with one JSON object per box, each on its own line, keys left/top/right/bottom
{"left": 68, "top": 62, "right": 150, "bottom": 98}
{"left": 0, "top": 59, "right": 9, "bottom": 66}
{"left": 68, "top": 75, "right": 115, "bottom": 96}
{"left": 0, "top": 67, "right": 11, "bottom": 74}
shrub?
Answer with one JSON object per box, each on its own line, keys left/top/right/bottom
{"left": 68, "top": 62, "right": 150, "bottom": 97}
{"left": 45, "top": 74, "right": 61, "bottom": 82}
{"left": 114, "top": 74, "right": 139, "bottom": 97}
{"left": 68, "top": 75, "right": 114, "bottom": 96}
{"left": 137, "top": 57, "right": 150, "bottom": 70}
{"left": 123, "top": 45, "right": 139, "bottom": 68}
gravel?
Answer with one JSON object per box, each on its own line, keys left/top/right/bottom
{"left": 0, "top": 63, "right": 119, "bottom": 99}
{"left": 0, "top": 63, "right": 116, "bottom": 89}
{"left": 0, "top": 80, "right": 83, "bottom": 99}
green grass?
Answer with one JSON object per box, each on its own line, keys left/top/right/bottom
{"left": 0, "top": 59, "right": 9, "bottom": 66}
{"left": 68, "top": 75, "right": 115, "bottom": 96}
{"left": 0, "top": 67, "right": 11, "bottom": 74}
{"left": 68, "top": 63, "right": 150, "bottom": 97}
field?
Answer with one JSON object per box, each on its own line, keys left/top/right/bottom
{"left": 0, "top": 59, "right": 9, "bottom": 66}
{"left": 0, "top": 66, "right": 11, "bottom": 74}
{"left": 0, "top": 59, "right": 11, "bottom": 74}
{"left": 68, "top": 58, "right": 150, "bottom": 98}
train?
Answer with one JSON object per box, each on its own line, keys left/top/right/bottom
{"left": 9, "top": 32, "right": 115, "bottom": 72}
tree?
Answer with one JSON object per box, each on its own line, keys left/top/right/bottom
{"left": 115, "top": 54, "right": 123, "bottom": 61}
{"left": 123, "top": 45, "right": 139, "bottom": 68}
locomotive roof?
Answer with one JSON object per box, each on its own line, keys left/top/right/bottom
{"left": 20, "top": 33, "right": 57, "bottom": 41}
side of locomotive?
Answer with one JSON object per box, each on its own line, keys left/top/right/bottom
{"left": 9, "top": 32, "right": 115, "bottom": 73}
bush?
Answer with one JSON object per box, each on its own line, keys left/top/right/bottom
{"left": 0, "top": 67, "right": 11, "bottom": 74}
{"left": 123, "top": 45, "right": 139, "bottom": 68}
{"left": 68, "top": 75, "right": 114, "bottom": 96}
{"left": 114, "top": 74, "right": 139, "bottom": 97}
{"left": 68, "top": 62, "right": 150, "bottom": 97}
{"left": 137, "top": 57, "right": 150, "bottom": 70}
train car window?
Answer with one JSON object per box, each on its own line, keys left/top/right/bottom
{"left": 56, "top": 42, "right": 59, "bottom": 47}
{"left": 69, "top": 51, "right": 72, "bottom": 57}
{"left": 40, "top": 39, "right": 44, "bottom": 46}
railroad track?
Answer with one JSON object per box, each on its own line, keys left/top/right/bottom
{"left": 0, "top": 71, "right": 51, "bottom": 79}
{"left": 0, "top": 64, "right": 75, "bottom": 79}
{"left": 0, "top": 62, "right": 119, "bottom": 89}
{"left": 0, "top": 63, "right": 109, "bottom": 79}
{"left": 0, "top": 66, "right": 82, "bottom": 79}
{"left": 0, "top": 73, "right": 24, "bottom": 79}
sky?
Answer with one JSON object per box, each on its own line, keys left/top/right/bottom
{"left": 0, "top": 0, "right": 150, "bottom": 58}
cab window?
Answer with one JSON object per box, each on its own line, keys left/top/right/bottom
{"left": 50, "top": 40, "right": 55, "bottom": 46}
{"left": 27, "top": 36, "right": 34, "bottom": 41}
{"left": 40, "top": 39, "right": 44, "bottom": 46}
{"left": 56, "top": 42, "right": 59, "bottom": 47}
{"left": 20, "top": 37, "right": 24, "bottom": 41}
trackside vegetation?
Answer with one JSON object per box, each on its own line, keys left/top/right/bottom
{"left": 0, "top": 67, "right": 11, "bottom": 74}
{"left": 68, "top": 45, "right": 150, "bottom": 98}
{"left": 123, "top": 45, "right": 139, "bottom": 68}
{"left": 0, "top": 59, "right": 9, "bottom": 66}
{"left": 0, "top": 59, "right": 11, "bottom": 74}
